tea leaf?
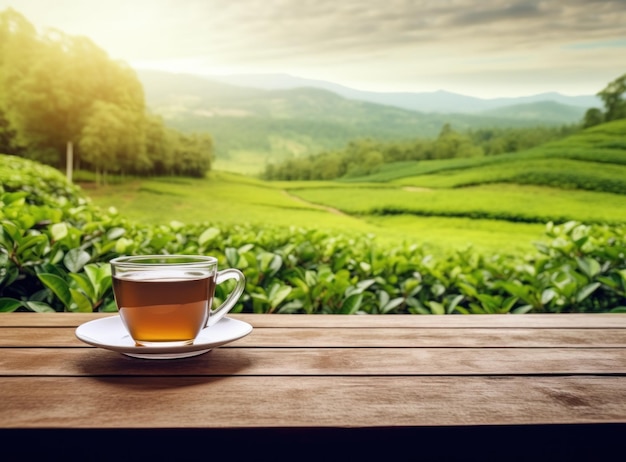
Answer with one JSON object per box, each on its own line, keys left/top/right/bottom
{"left": 269, "top": 284, "right": 292, "bottom": 311}
{"left": 50, "top": 222, "right": 68, "bottom": 241}
{"left": 576, "top": 282, "right": 601, "bottom": 302}
{"left": 64, "top": 248, "right": 91, "bottom": 273}
{"left": 225, "top": 247, "right": 240, "bottom": 267}
{"left": 83, "top": 263, "right": 112, "bottom": 298}
{"left": 37, "top": 273, "right": 72, "bottom": 308}
{"left": 381, "top": 297, "right": 405, "bottom": 314}
{"left": 106, "top": 227, "right": 126, "bottom": 240}
{"left": 446, "top": 294, "right": 464, "bottom": 314}
{"left": 199, "top": 227, "right": 220, "bottom": 246}
{"left": 341, "top": 293, "right": 363, "bottom": 314}
{"left": 0, "top": 297, "right": 22, "bottom": 312}
{"left": 576, "top": 257, "right": 601, "bottom": 278}
{"left": 512, "top": 304, "right": 534, "bottom": 314}
{"left": 24, "top": 301, "right": 55, "bottom": 313}
{"left": 70, "top": 288, "right": 93, "bottom": 312}
{"left": 115, "top": 237, "right": 134, "bottom": 253}
{"left": 428, "top": 301, "right": 445, "bottom": 315}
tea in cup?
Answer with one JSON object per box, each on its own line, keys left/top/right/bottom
{"left": 110, "top": 255, "right": 245, "bottom": 347}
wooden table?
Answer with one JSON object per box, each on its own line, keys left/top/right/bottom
{"left": 1, "top": 313, "right": 625, "bottom": 461}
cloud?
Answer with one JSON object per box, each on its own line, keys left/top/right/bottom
{"left": 189, "top": 0, "right": 626, "bottom": 53}
{"left": 1, "top": 0, "right": 625, "bottom": 96}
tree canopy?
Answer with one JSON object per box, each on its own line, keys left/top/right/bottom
{"left": 583, "top": 72, "right": 626, "bottom": 128}
{"left": 0, "top": 8, "right": 212, "bottom": 180}
{"left": 598, "top": 73, "right": 626, "bottom": 122}
{"left": 262, "top": 124, "right": 578, "bottom": 181}
{"left": 265, "top": 71, "right": 626, "bottom": 182}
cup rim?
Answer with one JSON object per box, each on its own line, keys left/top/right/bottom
{"left": 110, "top": 254, "right": 218, "bottom": 267}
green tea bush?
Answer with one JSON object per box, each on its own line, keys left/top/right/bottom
{"left": 395, "top": 158, "right": 626, "bottom": 194}
{"left": 2, "top": 154, "right": 625, "bottom": 314}
{"left": 348, "top": 119, "right": 626, "bottom": 190}
{"left": 292, "top": 184, "right": 626, "bottom": 225}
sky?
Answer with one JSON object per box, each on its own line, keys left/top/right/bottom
{"left": 2, "top": 0, "right": 625, "bottom": 98}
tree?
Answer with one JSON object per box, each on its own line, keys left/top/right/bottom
{"left": 1, "top": 10, "right": 147, "bottom": 178}
{"left": 434, "top": 123, "right": 474, "bottom": 159}
{"left": 582, "top": 107, "right": 604, "bottom": 128}
{"left": 5, "top": 32, "right": 97, "bottom": 169}
{"left": 597, "top": 73, "right": 626, "bottom": 122}
{"left": 0, "top": 9, "right": 38, "bottom": 157}
{"left": 169, "top": 132, "right": 214, "bottom": 178}
{"left": 2, "top": 8, "right": 216, "bottom": 180}
{"left": 0, "top": 108, "right": 23, "bottom": 155}
{"left": 144, "top": 114, "right": 174, "bottom": 175}
{"left": 79, "top": 101, "right": 150, "bottom": 183}
{"left": 312, "top": 152, "right": 343, "bottom": 180}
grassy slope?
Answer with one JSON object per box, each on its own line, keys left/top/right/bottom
{"left": 290, "top": 183, "right": 626, "bottom": 224}
{"left": 345, "top": 119, "right": 626, "bottom": 184}
{"left": 85, "top": 172, "right": 546, "bottom": 254}
{"left": 282, "top": 120, "right": 626, "bottom": 251}
{"left": 85, "top": 120, "right": 626, "bottom": 256}
{"left": 140, "top": 70, "right": 583, "bottom": 176}
{"left": 85, "top": 172, "right": 383, "bottom": 235}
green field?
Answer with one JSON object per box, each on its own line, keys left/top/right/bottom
{"left": 83, "top": 119, "right": 626, "bottom": 256}
{"left": 85, "top": 175, "right": 546, "bottom": 254}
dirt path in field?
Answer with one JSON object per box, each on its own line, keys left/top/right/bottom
{"left": 282, "top": 190, "right": 348, "bottom": 216}
{"left": 283, "top": 186, "right": 432, "bottom": 217}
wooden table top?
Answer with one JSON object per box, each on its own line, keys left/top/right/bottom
{"left": 1, "top": 312, "right": 625, "bottom": 460}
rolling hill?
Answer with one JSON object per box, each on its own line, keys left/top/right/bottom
{"left": 81, "top": 119, "right": 626, "bottom": 255}
{"left": 136, "top": 70, "right": 592, "bottom": 173}
{"left": 285, "top": 119, "right": 626, "bottom": 228}
{"left": 478, "top": 100, "right": 589, "bottom": 124}
{"left": 206, "top": 72, "right": 601, "bottom": 113}
{"left": 343, "top": 119, "right": 626, "bottom": 189}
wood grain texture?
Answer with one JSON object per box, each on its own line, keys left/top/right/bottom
{"left": 3, "top": 326, "right": 626, "bottom": 347}
{"left": 2, "top": 347, "right": 626, "bottom": 376}
{"left": 1, "top": 313, "right": 625, "bottom": 436}
{"left": 2, "top": 376, "right": 625, "bottom": 428}
{"left": 2, "top": 312, "right": 626, "bottom": 328}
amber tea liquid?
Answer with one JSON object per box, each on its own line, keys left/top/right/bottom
{"left": 113, "top": 270, "right": 215, "bottom": 346}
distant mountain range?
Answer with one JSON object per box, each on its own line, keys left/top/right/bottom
{"left": 205, "top": 72, "right": 602, "bottom": 114}
{"left": 135, "top": 69, "right": 601, "bottom": 173}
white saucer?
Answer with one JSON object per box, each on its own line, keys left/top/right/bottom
{"left": 75, "top": 315, "right": 252, "bottom": 359}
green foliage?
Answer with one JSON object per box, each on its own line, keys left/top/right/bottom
{"left": 395, "top": 158, "right": 626, "bottom": 194}
{"left": 263, "top": 122, "right": 626, "bottom": 229}
{"left": 265, "top": 108, "right": 626, "bottom": 186}
{"left": 0, "top": 8, "right": 212, "bottom": 179}
{"left": 339, "top": 119, "right": 626, "bottom": 196}
{"left": 263, "top": 124, "right": 579, "bottom": 181}
{"left": 583, "top": 108, "right": 604, "bottom": 128}
{"left": 139, "top": 70, "right": 585, "bottom": 175}
{"left": 2, "top": 154, "right": 625, "bottom": 314}
{"left": 597, "top": 73, "right": 626, "bottom": 123}
{"left": 0, "top": 156, "right": 123, "bottom": 311}
{"left": 289, "top": 183, "right": 626, "bottom": 225}
{"left": 0, "top": 153, "right": 83, "bottom": 206}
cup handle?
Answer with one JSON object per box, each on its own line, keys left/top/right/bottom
{"left": 207, "top": 268, "right": 245, "bottom": 327}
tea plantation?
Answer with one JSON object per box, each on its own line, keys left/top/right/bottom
{"left": 1, "top": 152, "right": 625, "bottom": 314}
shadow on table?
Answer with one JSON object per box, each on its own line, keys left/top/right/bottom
{"left": 75, "top": 346, "right": 252, "bottom": 388}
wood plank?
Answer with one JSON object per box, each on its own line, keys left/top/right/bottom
{"left": 244, "top": 327, "right": 626, "bottom": 347}
{"left": 2, "top": 347, "right": 626, "bottom": 376}
{"left": 2, "top": 312, "right": 626, "bottom": 328}
{"left": 239, "top": 313, "right": 626, "bottom": 329}
{"left": 2, "top": 376, "right": 625, "bottom": 428}
{"left": 2, "top": 327, "right": 626, "bottom": 348}
{"left": 0, "top": 312, "right": 112, "bottom": 327}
